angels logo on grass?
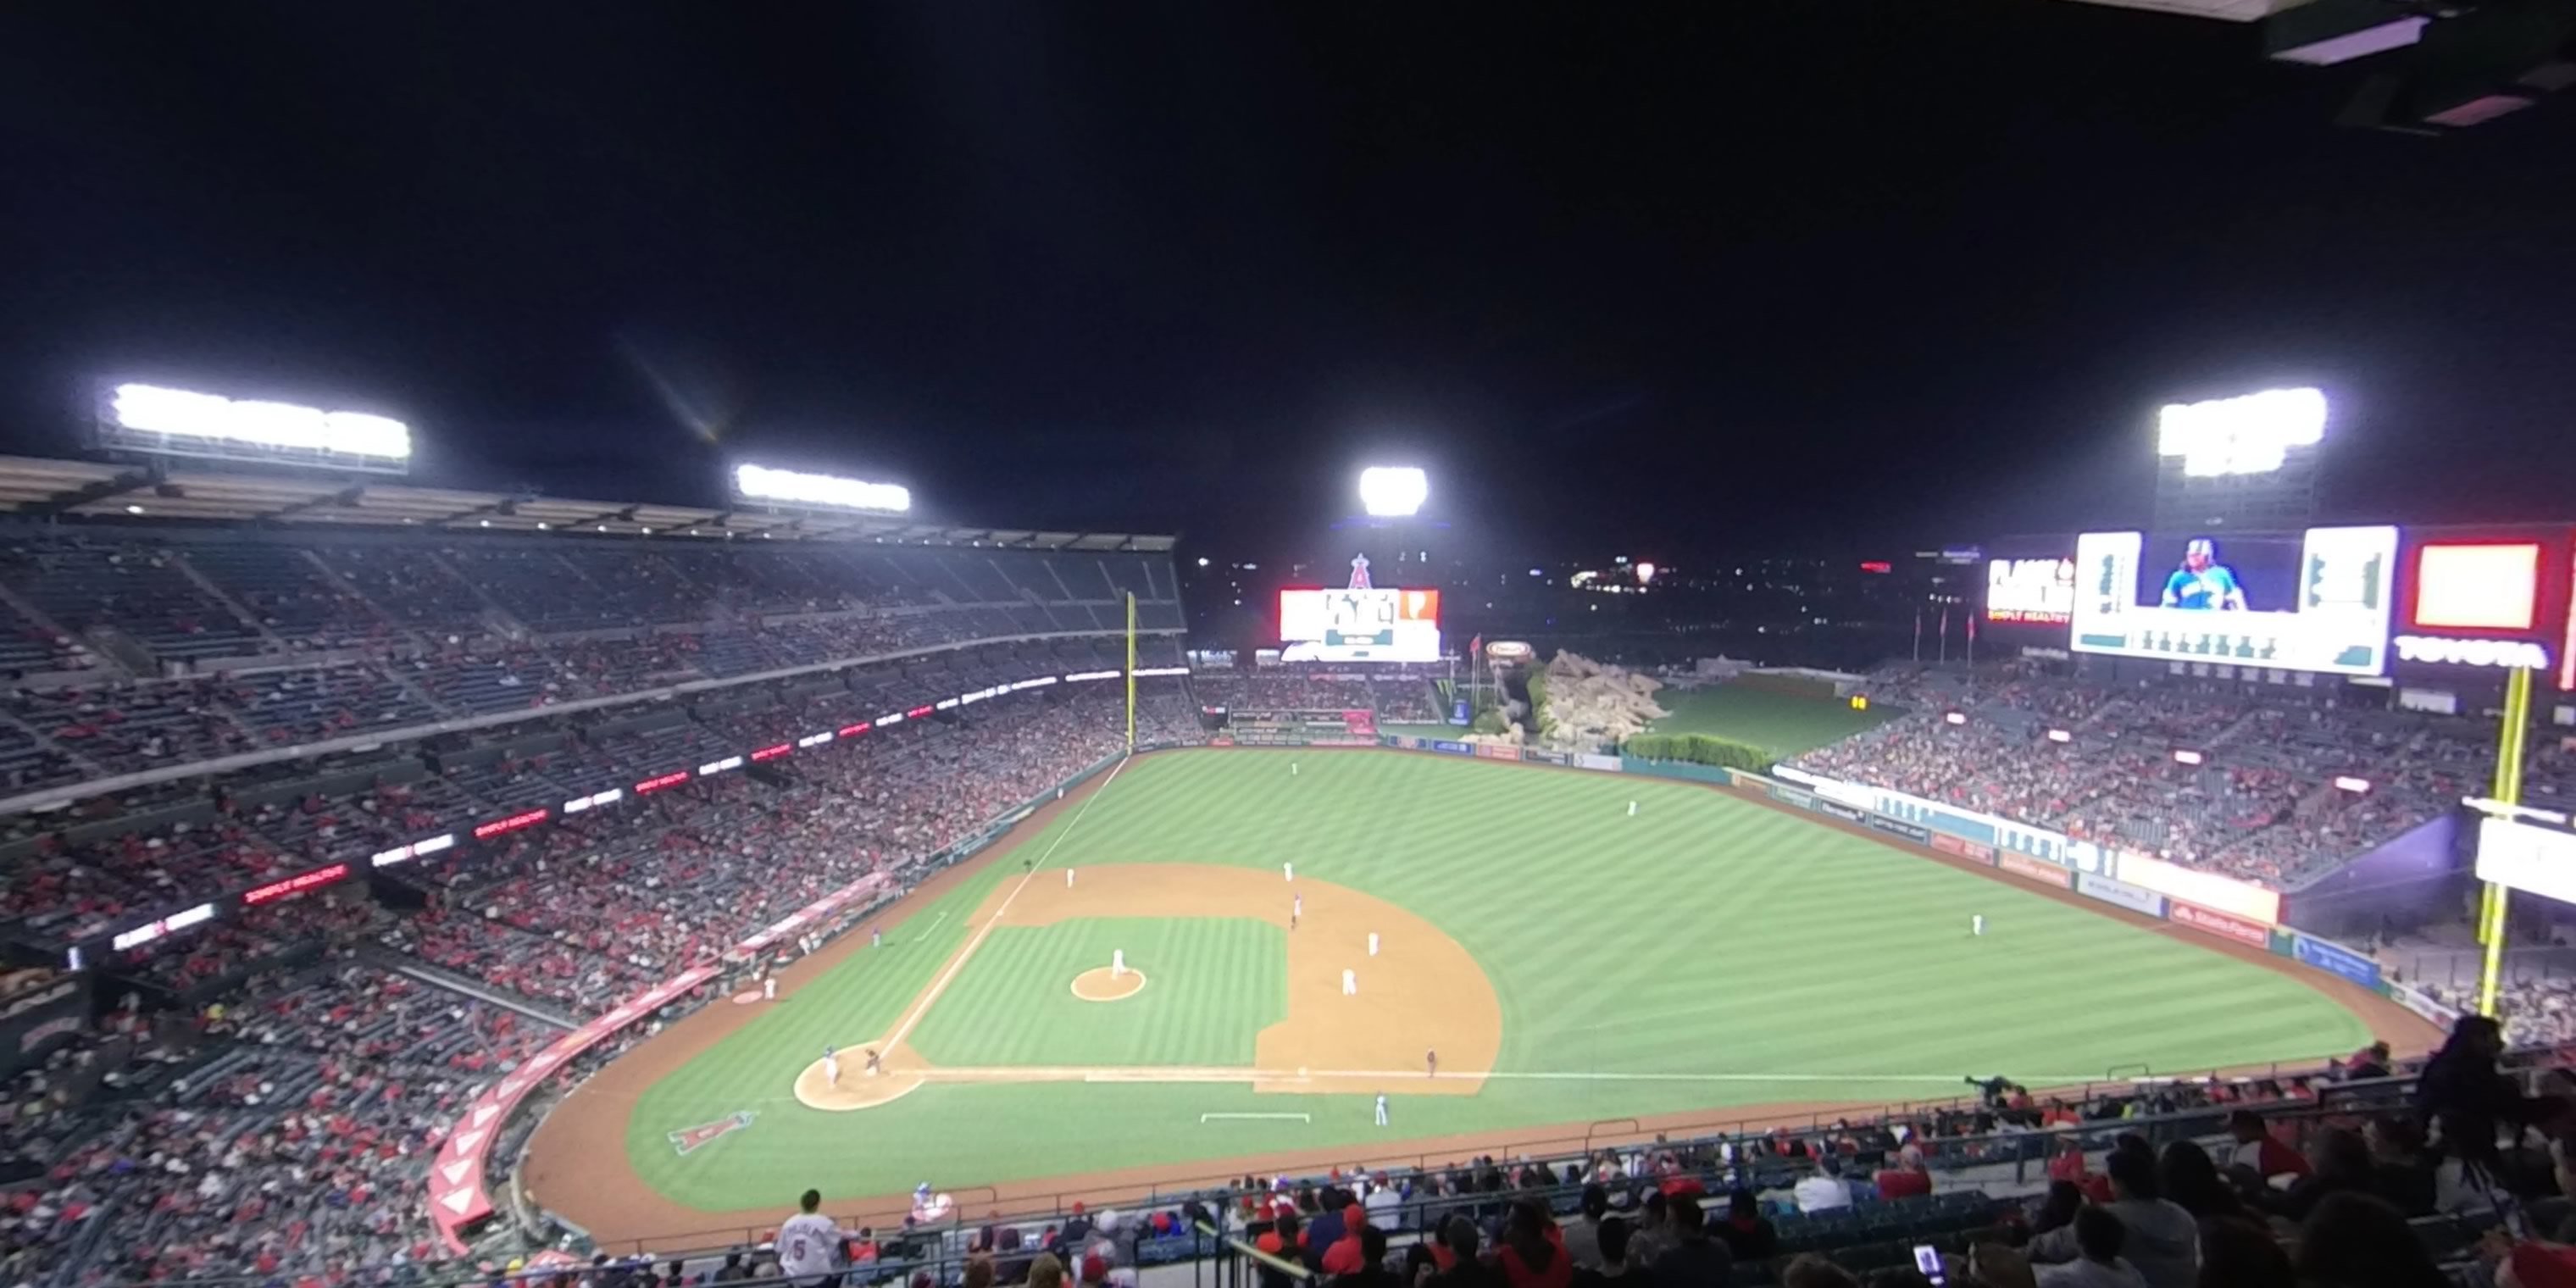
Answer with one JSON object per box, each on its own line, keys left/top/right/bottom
{"left": 668, "top": 1111, "right": 756, "bottom": 1156}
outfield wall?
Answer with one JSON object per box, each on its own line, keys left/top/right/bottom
{"left": 1375, "top": 735, "right": 2457, "bottom": 1036}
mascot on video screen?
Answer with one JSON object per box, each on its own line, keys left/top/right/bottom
{"left": 2160, "top": 537, "right": 2248, "bottom": 612}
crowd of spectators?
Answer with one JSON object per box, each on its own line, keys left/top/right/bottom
{"left": 1792, "top": 663, "right": 2528, "bottom": 890}
{"left": 0, "top": 678, "right": 1200, "bottom": 1286}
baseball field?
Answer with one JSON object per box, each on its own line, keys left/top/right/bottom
{"left": 525, "top": 747, "right": 2423, "bottom": 1244}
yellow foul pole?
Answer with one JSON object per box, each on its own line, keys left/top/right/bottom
{"left": 2478, "top": 665, "right": 2534, "bottom": 1018}
{"left": 1125, "top": 591, "right": 1137, "bottom": 753}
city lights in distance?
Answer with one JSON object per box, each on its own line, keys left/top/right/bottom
{"left": 733, "top": 464, "right": 911, "bottom": 513}
{"left": 1357, "top": 467, "right": 1428, "bottom": 517}
{"left": 1635, "top": 562, "right": 1657, "bottom": 585}
{"left": 111, "top": 383, "right": 411, "bottom": 459}
{"left": 2156, "top": 387, "right": 2326, "bottom": 476}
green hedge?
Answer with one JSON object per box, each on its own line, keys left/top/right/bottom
{"left": 1619, "top": 731, "right": 1774, "bottom": 774}
{"left": 1526, "top": 669, "right": 1557, "bottom": 737}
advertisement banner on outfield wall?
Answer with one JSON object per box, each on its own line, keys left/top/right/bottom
{"left": 1866, "top": 814, "right": 1933, "bottom": 845}
{"left": 1930, "top": 833, "right": 1997, "bottom": 863}
{"left": 1769, "top": 784, "right": 1817, "bottom": 811}
{"left": 2117, "top": 852, "right": 2282, "bottom": 925}
{"left": 2169, "top": 900, "right": 2269, "bottom": 948}
{"left": 2289, "top": 932, "right": 2383, "bottom": 991}
{"left": 2388, "top": 981, "right": 2462, "bottom": 1028}
{"left": 1575, "top": 753, "right": 1623, "bottom": 773}
{"left": 1474, "top": 742, "right": 1521, "bottom": 761}
{"left": 1430, "top": 741, "right": 1472, "bottom": 756}
{"left": 2065, "top": 840, "right": 2112, "bottom": 877}
{"left": 1819, "top": 801, "right": 1868, "bottom": 825}
{"left": 1524, "top": 748, "right": 1571, "bottom": 767}
{"left": 1998, "top": 852, "right": 2074, "bottom": 889}
{"left": 1786, "top": 769, "right": 2068, "bottom": 864}
{"left": 2074, "top": 872, "right": 2165, "bottom": 917}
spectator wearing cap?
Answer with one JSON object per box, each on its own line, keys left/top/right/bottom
{"left": 1329, "top": 1225, "right": 1397, "bottom": 1288}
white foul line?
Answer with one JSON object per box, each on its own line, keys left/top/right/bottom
{"left": 1202, "top": 1113, "right": 1310, "bottom": 1123}
{"left": 884, "top": 756, "right": 1131, "bottom": 1050}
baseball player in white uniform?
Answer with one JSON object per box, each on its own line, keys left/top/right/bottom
{"left": 824, "top": 1046, "right": 841, "bottom": 1088}
{"left": 1374, "top": 1093, "right": 1389, "bottom": 1127}
{"left": 763, "top": 975, "right": 778, "bottom": 1001}
{"left": 778, "top": 1190, "right": 843, "bottom": 1287}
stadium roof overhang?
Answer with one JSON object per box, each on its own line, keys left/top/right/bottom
{"left": 0, "top": 455, "right": 1174, "bottom": 552}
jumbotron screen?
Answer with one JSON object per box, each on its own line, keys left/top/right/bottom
{"left": 1280, "top": 588, "right": 1442, "bottom": 663}
{"left": 1986, "top": 558, "right": 2074, "bottom": 625}
{"left": 2068, "top": 526, "right": 2397, "bottom": 676}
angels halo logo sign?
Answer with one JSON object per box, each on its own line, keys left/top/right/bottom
{"left": 669, "top": 1110, "right": 756, "bottom": 1156}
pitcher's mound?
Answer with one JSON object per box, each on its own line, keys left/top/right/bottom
{"left": 1071, "top": 967, "right": 1146, "bottom": 1002}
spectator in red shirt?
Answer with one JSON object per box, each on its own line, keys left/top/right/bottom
{"left": 1873, "top": 1157, "right": 1932, "bottom": 1201}
{"left": 2225, "top": 1110, "right": 2310, "bottom": 1181}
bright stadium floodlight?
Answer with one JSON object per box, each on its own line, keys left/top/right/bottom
{"left": 733, "top": 464, "right": 911, "bottom": 513}
{"left": 1358, "top": 466, "right": 1428, "bottom": 517}
{"left": 2156, "top": 387, "right": 2327, "bottom": 477}
{"left": 107, "top": 383, "right": 412, "bottom": 464}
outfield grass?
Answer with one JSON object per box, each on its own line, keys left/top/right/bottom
{"left": 623, "top": 749, "right": 2368, "bottom": 1209}
{"left": 1648, "top": 685, "right": 1898, "bottom": 758}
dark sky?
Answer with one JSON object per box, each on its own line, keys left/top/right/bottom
{"left": 2, "top": 3, "right": 2570, "bottom": 565}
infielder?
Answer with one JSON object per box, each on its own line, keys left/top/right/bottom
{"left": 1374, "top": 1093, "right": 1389, "bottom": 1127}
{"left": 1341, "top": 969, "right": 1357, "bottom": 996}
{"left": 1426, "top": 1048, "right": 1438, "bottom": 1079}
{"left": 1067, "top": 867, "right": 1075, "bottom": 889}
{"left": 824, "top": 1045, "right": 841, "bottom": 1088}
{"left": 763, "top": 975, "right": 778, "bottom": 1001}
{"left": 1284, "top": 860, "right": 1294, "bottom": 882}
{"left": 1291, "top": 893, "right": 1302, "bottom": 930}
{"left": 865, "top": 1047, "right": 884, "bottom": 1077}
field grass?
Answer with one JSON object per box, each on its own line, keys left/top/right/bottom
{"left": 1647, "top": 685, "right": 1898, "bottom": 758}
{"left": 622, "top": 748, "right": 2369, "bottom": 1210}
{"left": 908, "top": 919, "right": 1286, "bottom": 1067}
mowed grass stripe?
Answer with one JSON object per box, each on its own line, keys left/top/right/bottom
{"left": 907, "top": 919, "right": 1285, "bottom": 1068}
{"left": 624, "top": 747, "right": 2375, "bottom": 1209}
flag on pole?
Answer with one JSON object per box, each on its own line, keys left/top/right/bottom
{"left": 1468, "top": 634, "right": 1482, "bottom": 660}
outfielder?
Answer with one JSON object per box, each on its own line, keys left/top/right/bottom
{"left": 824, "top": 1046, "right": 841, "bottom": 1088}
{"left": 1972, "top": 914, "right": 1985, "bottom": 937}
{"left": 1284, "top": 861, "right": 1294, "bottom": 882}
{"left": 1374, "top": 1093, "right": 1389, "bottom": 1127}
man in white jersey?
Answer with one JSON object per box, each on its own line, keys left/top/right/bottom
{"left": 778, "top": 1189, "right": 844, "bottom": 1287}
{"left": 1284, "top": 861, "right": 1294, "bottom": 882}
{"left": 824, "top": 1046, "right": 840, "bottom": 1088}
{"left": 1971, "top": 914, "right": 1985, "bottom": 937}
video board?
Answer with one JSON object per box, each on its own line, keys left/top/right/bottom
{"left": 1280, "top": 588, "right": 1442, "bottom": 663}
{"left": 2068, "top": 525, "right": 2397, "bottom": 676}
{"left": 2393, "top": 527, "right": 2573, "bottom": 687}
{"left": 1985, "top": 558, "right": 2075, "bottom": 625}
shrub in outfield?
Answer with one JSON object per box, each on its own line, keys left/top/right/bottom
{"left": 1620, "top": 731, "right": 1774, "bottom": 774}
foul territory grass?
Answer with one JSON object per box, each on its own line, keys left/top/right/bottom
{"left": 623, "top": 749, "right": 2368, "bottom": 1210}
{"left": 1646, "top": 685, "right": 1898, "bottom": 758}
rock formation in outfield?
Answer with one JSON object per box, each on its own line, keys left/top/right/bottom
{"left": 1535, "top": 652, "right": 1667, "bottom": 750}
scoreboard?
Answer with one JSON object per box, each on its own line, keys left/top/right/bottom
{"left": 1217, "top": 709, "right": 1379, "bottom": 747}
{"left": 1279, "top": 588, "right": 1441, "bottom": 663}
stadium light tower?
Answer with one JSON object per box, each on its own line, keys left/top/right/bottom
{"left": 1357, "top": 466, "right": 1428, "bottom": 517}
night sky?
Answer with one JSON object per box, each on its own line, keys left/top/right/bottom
{"left": 2, "top": 3, "right": 2569, "bottom": 564}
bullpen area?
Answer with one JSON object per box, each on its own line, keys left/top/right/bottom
{"left": 525, "top": 747, "right": 2413, "bottom": 1245}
